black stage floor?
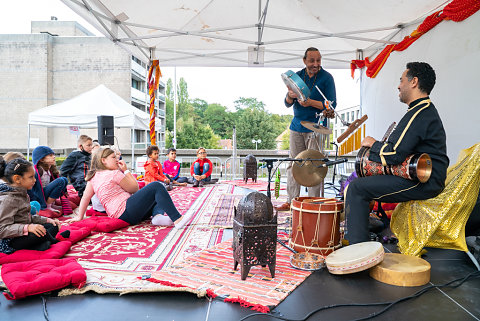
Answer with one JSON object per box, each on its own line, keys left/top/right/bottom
{"left": 1, "top": 185, "right": 479, "bottom": 321}
{"left": 1, "top": 246, "right": 479, "bottom": 321}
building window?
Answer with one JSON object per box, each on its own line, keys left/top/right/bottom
{"left": 351, "top": 111, "right": 354, "bottom": 121}
{"left": 134, "top": 130, "right": 145, "bottom": 143}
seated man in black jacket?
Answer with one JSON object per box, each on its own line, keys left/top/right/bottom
{"left": 60, "top": 135, "right": 93, "bottom": 197}
{"left": 345, "top": 62, "right": 449, "bottom": 245}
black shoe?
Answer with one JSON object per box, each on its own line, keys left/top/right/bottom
{"left": 368, "top": 217, "right": 385, "bottom": 233}
{"left": 199, "top": 181, "right": 205, "bottom": 187}
{"left": 193, "top": 180, "right": 199, "bottom": 187}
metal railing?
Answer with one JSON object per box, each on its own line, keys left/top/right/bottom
{"left": 149, "top": 156, "right": 223, "bottom": 179}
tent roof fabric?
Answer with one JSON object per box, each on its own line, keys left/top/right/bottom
{"left": 61, "top": 0, "right": 449, "bottom": 68}
{"left": 28, "top": 85, "right": 149, "bottom": 130}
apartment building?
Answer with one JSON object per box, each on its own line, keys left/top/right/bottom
{"left": 0, "top": 19, "right": 165, "bottom": 153}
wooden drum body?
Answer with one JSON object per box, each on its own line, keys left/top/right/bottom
{"left": 289, "top": 197, "right": 343, "bottom": 256}
{"left": 355, "top": 147, "right": 432, "bottom": 183}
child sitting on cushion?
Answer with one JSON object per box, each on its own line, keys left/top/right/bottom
{"left": 0, "top": 158, "right": 64, "bottom": 253}
{"left": 190, "top": 147, "right": 213, "bottom": 188}
{"left": 28, "top": 146, "right": 68, "bottom": 212}
{"left": 60, "top": 135, "right": 93, "bottom": 198}
{"left": 74, "top": 147, "right": 188, "bottom": 228}
{"left": 163, "top": 147, "right": 188, "bottom": 186}
{"left": 144, "top": 145, "right": 173, "bottom": 191}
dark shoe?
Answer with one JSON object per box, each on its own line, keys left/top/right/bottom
{"left": 199, "top": 181, "right": 205, "bottom": 187}
{"left": 193, "top": 180, "right": 199, "bottom": 187}
{"left": 368, "top": 217, "right": 385, "bottom": 233}
{"left": 166, "top": 183, "right": 173, "bottom": 191}
{"left": 274, "top": 202, "right": 290, "bottom": 211}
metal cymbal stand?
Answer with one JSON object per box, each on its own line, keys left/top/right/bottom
{"left": 323, "top": 142, "right": 342, "bottom": 196}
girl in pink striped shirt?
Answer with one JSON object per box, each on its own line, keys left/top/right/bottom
{"left": 74, "top": 147, "right": 188, "bottom": 228}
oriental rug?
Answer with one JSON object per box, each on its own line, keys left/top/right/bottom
{"left": 221, "top": 179, "right": 286, "bottom": 192}
{"left": 211, "top": 193, "right": 291, "bottom": 233}
{"left": 59, "top": 184, "right": 235, "bottom": 295}
{"left": 147, "top": 239, "right": 312, "bottom": 309}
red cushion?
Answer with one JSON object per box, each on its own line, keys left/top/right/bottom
{"left": 1, "top": 258, "right": 86, "bottom": 300}
{"left": 0, "top": 241, "right": 71, "bottom": 265}
{"left": 56, "top": 226, "right": 91, "bottom": 244}
{"left": 86, "top": 208, "right": 108, "bottom": 217}
{"left": 38, "top": 209, "right": 63, "bottom": 219}
{"left": 68, "top": 194, "right": 81, "bottom": 206}
{"left": 67, "top": 216, "right": 129, "bottom": 233}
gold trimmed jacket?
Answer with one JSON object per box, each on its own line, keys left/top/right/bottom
{"left": 368, "top": 97, "right": 449, "bottom": 189}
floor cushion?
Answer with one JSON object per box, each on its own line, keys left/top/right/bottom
{"left": 1, "top": 258, "right": 86, "bottom": 300}
{"left": 0, "top": 241, "right": 71, "bottom": 265}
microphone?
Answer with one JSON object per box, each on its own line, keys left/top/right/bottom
{"left": 316, "top": 158, "right": 348, "bottom": 168}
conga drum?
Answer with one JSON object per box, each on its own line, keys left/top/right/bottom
{"left": 289, "top": 197, "right": 343, "bottom": 256}
{"left": 325, "top": 241, "right": 384, "bottom": 274}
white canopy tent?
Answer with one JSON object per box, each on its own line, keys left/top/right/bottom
{"left": 27, "top": 84, "right": 150, "bottom": 167}
{"left": 61, "top": 0, "right": 449, "bottom": 68}
{"left": 61, "top": 0, "right": 479, "bottom": 162}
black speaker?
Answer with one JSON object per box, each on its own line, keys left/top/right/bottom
{"left": 97, "top": 115, "right": 114, "bottom": 145}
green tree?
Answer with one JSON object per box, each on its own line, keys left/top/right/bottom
{"left": 165, "top": 78, "right": 174, "bottom": 101}
{"left": 165, "top": 99, "right": 174, "bottom": 131}
{"left": 280, "top": 129, "right": 290, "bottom": 150}
{"left": 175, "top": 119, "right": 220, "bottom": 149}
{"left": 192, "top": 98, "right": 208, "bottom": 120}
{"left": 234, "top": 97, "right": 276, "bottom": 149}
{"left": 204, "top": 103, "right": 235, "bottom": 138}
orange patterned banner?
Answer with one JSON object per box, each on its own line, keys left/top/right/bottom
{"left": 147, "top": 60, "right": 162, "bottom": 145}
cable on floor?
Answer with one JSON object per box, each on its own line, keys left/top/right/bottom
{"left": 41, "top": 295, "right": 50, "bottom": 321}
{"left": 238, "top": 270, "right": 480, "bottom": 321}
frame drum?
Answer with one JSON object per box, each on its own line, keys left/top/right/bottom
{"left": 325, "top": 241, "right": 384, "bottom": 274}
{"left": 281, "top": 70, "right": 310, "bottom": 102}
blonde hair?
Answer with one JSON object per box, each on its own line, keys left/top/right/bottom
{"left": 78, "top": 135, "right": 92, "bottom": 145}
{"left": 86, "top": 147, "right": 115, "bottom": 181}
{"left": 3, "top": 152, "right": 26, "bottom": 163}
{"left": 197, "top": 147, "right": 206, "bottom": 154}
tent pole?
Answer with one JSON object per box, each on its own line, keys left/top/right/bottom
{"left": 173, "top": 66, "right": 177, "bottom": 149}
{"left": 131, "top": 128, "right": 135, "bottom": 172}
{"left": 27, "top": 124, "right": 31, "bottom": 160}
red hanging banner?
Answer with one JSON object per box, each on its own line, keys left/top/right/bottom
{"left": 351, "top": 0, "right": 480, "bottom": 78}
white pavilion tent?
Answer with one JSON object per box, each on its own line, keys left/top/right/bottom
{"left": 28, "top": 84, "right": 150, "bottom": 166}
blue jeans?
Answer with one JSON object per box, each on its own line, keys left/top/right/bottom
{"left": 193, "top": 163, "right": 211, "bottom": 183}
{"left": 119, "top": 181, "right": 182, "bottom": 225}
{"left": 43, "top": 177, "right": 68, "bottom": 200}
{"left": 166, "top": 174, "right": 188, "bottom": 183}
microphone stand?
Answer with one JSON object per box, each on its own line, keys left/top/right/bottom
{"left": 260, "top": 157, "right": 347, "bottom": 199}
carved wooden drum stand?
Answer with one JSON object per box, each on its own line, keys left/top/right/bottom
{"left": 233, "top": 192, "right": 277, "bottom": 280}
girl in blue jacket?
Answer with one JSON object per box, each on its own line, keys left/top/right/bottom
{"left": 28, "top": 146, "right": 68, "bottom": 212}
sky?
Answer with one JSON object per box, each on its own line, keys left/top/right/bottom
{"left": 1, "top": 0, "right": 360, "bottom": 115}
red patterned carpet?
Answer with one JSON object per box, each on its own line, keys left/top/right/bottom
{"left": 60, "top": 185, "right": 233, "bottom": 295}
{"left": 149, "top": 240, "right": 311, "bottom": 310}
